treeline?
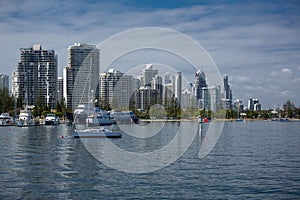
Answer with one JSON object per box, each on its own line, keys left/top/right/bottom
{"left": 1, "top": 89, "right": 299, "bottom": 119}
{"left": 215, "top": 100, "right": 300, "bottom": 119}
{"left": 0, "top": 89, "right": 15, "bottom": 115}
{"left": 0, "top": 88, "right": 68, "bottom": 118}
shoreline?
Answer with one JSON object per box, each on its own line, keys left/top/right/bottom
{"left": 139, "top": 118, "right": 300, "bottom": 122}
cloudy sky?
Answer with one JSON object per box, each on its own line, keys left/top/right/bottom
{"left": 0, "top": 0, "right": 299, "bottom": 109}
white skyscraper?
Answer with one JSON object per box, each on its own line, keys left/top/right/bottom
{"left": 141, "top": 64, "right": 158, "bottom": 87}
{"left": 63, "top": 43, "right": 99, "bottom": 109}
{"left": 151, "top": 74, "right": 163, "bottom": 104}
{"left": 173, "top": 72, "right": 182, "bottom": 103}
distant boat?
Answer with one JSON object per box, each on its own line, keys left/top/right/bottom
{"left": 198, "top": 117, "right": 210, "bottom": 123}
{"left": 44, "top": 113, "right": 60, "bottom": 125}
{"left": 0, "top": 113, "right": 14, "bottom": 126}
{"left": 271, "top": 117, "right": 290, "bottom": 122}
{"left": 236, "top": 118, "right": 244, "bottom": 122}
{"left": 17, "top": 109, "right": 36, "bottom": 127}
{"left": 72, "top": 127, "right": 122, "bottom": 138}
{"left": 111, "top": 111, "right": 139, "bottom": 124}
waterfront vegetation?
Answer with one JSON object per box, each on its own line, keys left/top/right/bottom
{"left": 1, "top": 88, "right": 300, "bottom": 120}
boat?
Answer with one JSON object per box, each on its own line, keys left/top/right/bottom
{"left": 72, "top": 127, "right": 122, "bottom": 138}
{"left": 0, "top": 113, "right": 14, "bottom": 126}
{"left": 44, "top": 113, "right": 60, "bottom": 125}
{"left": 72, "top": 58, "right": 121, "bottom": 138}
{"left": 74, "top": 105, "right": 115, "bottom": 126}
{"left": 17, "top": 109, "right": 36, "bottom": 127}
{"left": 110, "top": 111, "right": 139, "bottom": 124}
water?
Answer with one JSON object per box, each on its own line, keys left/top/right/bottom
{"left": 0, "top": 121, "right": 300, "bottom": 199}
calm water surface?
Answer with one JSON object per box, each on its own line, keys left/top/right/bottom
{"left": 0, "top": 121, "right": 299, "bottom": 199}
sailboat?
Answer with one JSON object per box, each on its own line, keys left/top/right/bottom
{"left": 72, "top": 58, "right": 122, "bottom": 138}
{"left": 17, "top": 79, "right": 36, "bottom": 127}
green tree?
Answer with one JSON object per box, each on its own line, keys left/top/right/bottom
{"left": 282, "top": 100, "right": 296, "bottom": 118}
{"left": 33, "top": 91, "right": 44, "bottom": 117}
{"left": 100, "top": 98, "right": 111, "bottom": 111}
{"left": 0, "top": 88, "right": 14, "bottom": 113}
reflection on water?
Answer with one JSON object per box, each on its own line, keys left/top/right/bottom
{"left": 0, "top": 121, "right": 300, "bottom": 199}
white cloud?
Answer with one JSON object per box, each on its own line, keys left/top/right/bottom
{"left": 281, "top": 68, "right": 292, "bottom": 73}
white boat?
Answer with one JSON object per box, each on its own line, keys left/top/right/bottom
{"left": 72, "top": 127, "right": 122, "bottom": 138}
{"left": 18, "top": 109, "right": 36, "bottom": 127}
{"left": 72, "top": 58, "right": 120, "bottom": 138}
{"left": 44, "top": 113, "right": 60, "bottom": 125}
{"left": 111, "top": 111, "right": 139, "bottom": 124}
{"left": 0, "top": 113, "right": 14, "bottom": 126}
{"left": 74, "top": 104, "right": 115, "bottom": 126}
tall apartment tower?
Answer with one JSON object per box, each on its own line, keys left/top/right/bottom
{"left": 99, "top": 69, "right": 137, "bottom": 109}
{"left": 63, "top": 43, "right": 99, "bottom": 109}
{"left": 173, "top": 72, "right": 182, "bottom": 103}
{"left": 12, "top": 44, "right": 57, "bottom": 108}
{"left": 223, "top": 75, "right": 232, "bottom": 100}
{"left": 141, "top": 64, "right": 158, "bottom": 87}
{"left": 0, "top": 74, "right": 9, "bottom": 90}
{"left": 193, "top": 70, "right": 207, "bottom": 107}
{"left": 57, "top": 77, "right": 63, "bottom": 103}
{"left": 164, "top": 73, "right": 171, "bottom": 84}
{"left": 151, "top": 74, "right": 163, "bottom": 104}
{"left": 222, "top": 75, "right": 232, "bottom": 109}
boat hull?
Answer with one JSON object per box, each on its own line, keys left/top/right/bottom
{"left": 72, "top": 129, "right": 122, "bottom": 138}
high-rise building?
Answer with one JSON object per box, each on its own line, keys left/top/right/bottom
{"left": 163, "top": 83, "right": 173, "bottom": 106}
{"left": 222, "top": 75, "right": 232, "bottom": 109}
{"left": 0, "top": 74, "right": 9, "bottom": 90}
{"left": 12, "top": 44, "right": 57, "bottom": 108}
{"left": 248, "top": 98, "right": 254, "bottom": 111}
{"left": 63, "top": 43, "right": 99, "bottom": 109}
{"left": 193, "top": 70, "right": 207, "bottom": 107}
{"left": 100, "top": 69, "right": 137, "bottom": 109}
{"left": 134, "top": 86, "right": 158, "bottom": 111}
{"left": 234, "top": 99, "right": 244, "bottom": 113}
{"left": 173, "top": 72, "right": 182, "bottom": 104}
{"left": 181, "top": 88, "right": 192, "bottom": 109}
{"left": 164, "top": 73, "right": 171, "bottom": 84}
{"left": 202, "top": 85, "right": 221, "bottom": 112}
{"left": 151, "top": 74, "right": 163, "bottom": 104}
{"left": 253, "top": 99, "right": 261, "bottom": 111}
{"left": 141, "top": 64, "right": 158, "bottom": 87}
{"left": 223, "top": 75, "right": 232, "bottom": 100}
{"left": 57, "top": 77, "right": 63, "bottom": 103}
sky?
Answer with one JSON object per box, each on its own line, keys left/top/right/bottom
{"left": 0, "top": 0, "right": 299, "bottom": 109}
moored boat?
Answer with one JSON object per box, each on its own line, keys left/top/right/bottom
{"left": 72, "top": 127, "right": 122, "bottom": 138}
{"left": 17, "top": 109, "right": 36, "bottom": 127}
{"left": 0, "top": 113, "right": 14, "bottom": 126}
{"left": 44, "top": 113, "right": 60, "bottom": 125}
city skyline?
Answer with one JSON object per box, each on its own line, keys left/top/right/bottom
{"left": 0, "top": 1, "right": 299, "bottom": 108}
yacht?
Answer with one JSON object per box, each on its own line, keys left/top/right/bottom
{"left": 74, "top": 105, "right": 115, "bottom": 126}
{"left": 0, "top": 113, "right": 14, "bottom": 126}
{"left": 111, "top": 111, "right": 139, "bottom": 124}
{"left": 44, "top": 113, "right": 60, "bottom": 125}
{"left": 18, "top": 109, "right": 35, "bottom": 127}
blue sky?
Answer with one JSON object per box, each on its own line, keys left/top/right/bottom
{"left": 0, "top": 0, "right": 299, "bottom": 109}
